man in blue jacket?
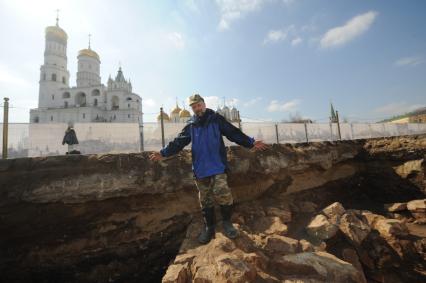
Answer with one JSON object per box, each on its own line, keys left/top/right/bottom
{"left": 149, "top": 94, "right": 268, "bottom": 244}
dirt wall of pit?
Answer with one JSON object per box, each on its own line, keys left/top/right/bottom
{"left": 0, "top": 135, "right": 425, "bottom": 282}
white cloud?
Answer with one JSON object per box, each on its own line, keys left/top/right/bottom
{"left": 263, "top": 25, "right": 294, "bottom": 45}
{"left": 244, "top": 97, "right": 262, "bottom": 107}
{"left": 267, "top": 99, "right": 300, "bottom": 112}
{"left": 213, "top": 0, "right": 297, "bottom": 31}
{"left": 374, "top": 102, "right": 425, "bottom": 115}
{"left": 291, "top": 37, "right": 302, "bottom": 46}
{"left": 167, "top": 32, "right": 185, "bottom": 49}
{"left": 320, "top": 11, "right": 378, "bottom": 48}
{"left": 184, "top": 0, "right": 200, "bottom": 13}
{"left": 216, "top": 0, "right": 266, "bottom": 31}
{"left": 394, "top": 56, "right": 424, "bottom": 67}
{"left": 263, "top": 30, "right": 287, "bottom": 44}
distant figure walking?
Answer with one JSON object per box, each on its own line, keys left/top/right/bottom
{"left": 62, "top": 124, "right": 80, "bottom": 154}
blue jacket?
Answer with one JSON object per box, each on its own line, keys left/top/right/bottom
{"left": 160, "top": 108, "right": 255, "bottom": 179}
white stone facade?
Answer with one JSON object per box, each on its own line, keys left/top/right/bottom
{"left": 30, "top": 19, "right": 143, "bottom": 126}
{"left": 216, "top": 105, "right": 240, "bottom": 122}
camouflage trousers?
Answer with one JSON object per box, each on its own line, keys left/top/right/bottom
{"left": 194, "top": 173, "right": 234, "bottom": 209}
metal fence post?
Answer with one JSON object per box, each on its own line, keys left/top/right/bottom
{"left": 336, "top": 110, "right": 342, "bottom": 141}
{"left": 160, "top": 107, "right": 165, "bottom": 148}
{"left": 2, "top": 97, "right": 9, "bottom": 159}
{"left": 368, "top": 123, "right": 373, "bottom": 138}
{"left": 275, "top": 123, "right": 279, "bottom": 144}
{"left": 350, "top": 123, "right": 354, "bottom": 140}
{"left": 304, "top": 122, "right": 309, "bottom": 143}
{"left": 140, "top": 99, "right": 144, "bottom": 151}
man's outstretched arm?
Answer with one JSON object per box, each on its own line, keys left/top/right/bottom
{"left": 218, "top": 114, "right": 269, "bottom": 151}
{"left": 150, "top": 124, "right": 191, "bottom": 161}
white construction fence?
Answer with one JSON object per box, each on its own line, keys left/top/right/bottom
{"left": 1, "top": 122, "right": 425, "bottom": 158}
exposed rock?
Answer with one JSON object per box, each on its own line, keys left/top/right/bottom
{"left": 299, "top": 239, "right": 315, "bottom": 252}
{"left": 275, "top": 252, "right": 365, "bottom": 283}
{"left": 393, "top": 159, "right": 423, "bottom": 178}
{"left": 407, "top": 199, "right": 426, "bottom": 219}
{"left": 162, "top": 263, "right": 189, "bottom": 283}
{"left": 306, "top": 214, "right": 338, "bottom": 240}
{"left": 322, "top": 202, "right": 346, "bottom": 221}
{"left": 193, "top": 266, "right": 217, "bottom": 283}
{"left": 384, "top": 202, "right": 407, "bottom": 212}
{"left": 375, "top": 219, "right": 409, "bottom": 238}
{"left": 314, "top": 242, "right": 327, "bottom": 252}
{"left": 407, "top": 199, "right": 426, "bottom": 211}
{"left": 339, "top": 211, "right": 371, "bottom": 245}
{"left": 215, "top": 254, "right": 257, "bottom": 283}
{"left": 264, "top": 235, "right": 300, "bottom": 255}
{"left": 342, "top": 248, "right": 367, "bottom": 283}
{"left": 1, "top": 135, "right": 426, "bottom": 282}
{"left": 266, "top": 207, "right": 292, "bottom": 223}
{"left": 362, "top": 211, "right": 387, "bottom": 227}
{"left": 252, "top": 216, "right": 288, "bottom": 235}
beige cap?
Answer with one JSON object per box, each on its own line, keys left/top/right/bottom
{"left": 188, "top": 94, "right": 204, "bottom": 106}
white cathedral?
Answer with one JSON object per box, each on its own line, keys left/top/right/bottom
{"left": 29, "top": 16, "right": 143, "bottom": 126}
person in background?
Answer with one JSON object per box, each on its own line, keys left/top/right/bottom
{"left": 62, "top": 123, "right": 80, "bottom": 154}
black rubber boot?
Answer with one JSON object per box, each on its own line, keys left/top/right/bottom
{"left": 198, "top": 206, "right": 216, "bottom": 244}
{"left": 220, "top": 204, "right": 238, "bottom": 239}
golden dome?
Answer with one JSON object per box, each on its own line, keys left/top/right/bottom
{"left": 171, "top": 106, "right": 182, "bottom": 114}
{"left": 45, "top": 26, "right": 68, "bottom": 41}
{"left": 78, "top": 48, "right": 100, "bottom": 61}
{"left": 179, "top": 109, "right": 191, "bottom": 118}
{"left": 157, "top": 112, "right": 170, "bottom": 121}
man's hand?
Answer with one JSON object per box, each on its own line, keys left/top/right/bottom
{"left": 149, "top": 152, "right": 164, "bottom": 161}
{"left": 252, "top": 140, "right": 269, "bottom": 151}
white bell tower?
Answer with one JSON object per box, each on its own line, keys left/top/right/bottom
{"left": 38, "top": 10, "right": 70, "bottom": 108}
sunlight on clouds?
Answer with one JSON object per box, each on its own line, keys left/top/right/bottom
{"left": 216, "top": 0, "right": 266, "bottom": 31}
{"left": 374, "top": 102, "right": 425, "bottom": 115}
{"left": 267, "top": 99, "right": 300, "bottom": 112}
{"left": 263, "top": 29, "right": 288, "bottom": 45}
{"left": 394, "top": 56, "right": 424, "bottom": 67}
{"left": 320, "top": 11, "right": 377, "bottom": 48}
{"left": 244, "top": 97, "right": 262, "bottom": 107}
{"left": 291, "top": 37, "right": 302, "bottom": 46}
{"left": 167, "top": 32, "right": 185, "bottom": 50}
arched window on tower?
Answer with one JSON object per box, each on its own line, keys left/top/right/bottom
{"left": 94, "top": 98, "right": 98, "bottom": 106}
{"left": 62, "top": 77, "right": 66, "bottom": 84}
{"left": 51, "top": 73, "right": 56, "bottom": 81}
{"left": 75, "top": 92, "right": 87, "bottom": 107}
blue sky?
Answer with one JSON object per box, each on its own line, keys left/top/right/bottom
{"left": 0, "top": 0, "right": 425, "bottom": 123}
